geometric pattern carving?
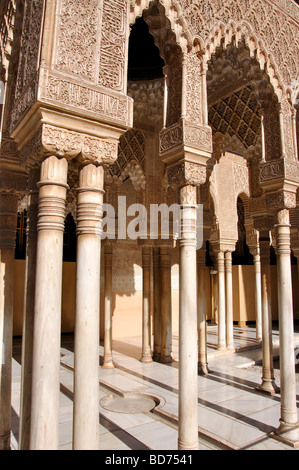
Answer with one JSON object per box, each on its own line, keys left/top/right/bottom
{"left": 109, "top": 129, "right": 146, "bottom": 177}
{"left": 209, "top": 85, "right": 261, "bottom": 149}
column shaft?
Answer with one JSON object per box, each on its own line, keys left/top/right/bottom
{"left": 73, "top": 164, "right": 104, "bottom": 450}
{"left": 0, "top": 193, "right": 18, "bottom": 450}
{"left": 178, "top": 186, "right": 198, "bottom": 450}
{"left": 19, "top": 169, "right": 39, "bottom": 450}
{"left": 160, "top": 247, "right": 172, "bottom": 363}
{"left": 217, "top": 252, "right": 226, "bottom": 351}
{"left": 141, "top": 247, "right": 152, "bottom": 363}
{"left": 275, "top": 209, "right": 299, "bottom": 445}
{"left": 197, "top": 249, "right": 208, "bottom": 375}
{"left": 254, "top": 253, "right": 263, "bottom": 342}
{"left": 153, "top": 247, "right": 161, "bottom": 362}
{"left": 30, "top": 156, "right": 68, "bottom": 450}
{"left": 225, "top": 252, "right": 234, "bottom": 351}
{"left": 103, "top": 244, "right": 114, "bottom": 369}
{"left": 256, "top": 234, "right": 277, "bottom": 396}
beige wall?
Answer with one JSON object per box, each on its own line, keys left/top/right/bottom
{"left": 13, "top": 261, "right": 299, "bottom": 338}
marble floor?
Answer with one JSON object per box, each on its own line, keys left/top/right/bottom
{"left": 10, "top": 325, "right": 299, "bottom": 451}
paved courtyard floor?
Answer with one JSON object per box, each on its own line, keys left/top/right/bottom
{"left": 10, "top": 325, "right": 299, "bottom": 451}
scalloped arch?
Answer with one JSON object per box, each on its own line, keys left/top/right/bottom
{"left": 130, "top": 1, "right": 292, "bottom": 101}
{"left": 204, "top": 19, "right": 285, "bottom": 101}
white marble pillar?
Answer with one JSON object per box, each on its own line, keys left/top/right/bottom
{"left": 178, "top": 185, "right": 198, "bottom": 451}
{"left": 225, "top": 251, "right": 235, "bottom": 351}
{"left": 256, "top": 232, "right": 278, "bottom": 396}
{"left": 217, "top": 251, "right": 226, "bottom": 351}
{"left": 103, "top": 244, "right": 114, "bottom": 369}
{"left": 140, "top": 246, "right": 153, "bottom": 363}
{"left": 0, "top": 192, "right": 18, "bottom": 450}
{"left": 73, "top": 164, "right": 104, "bottom": 450}
{"left": 30, "top": 156, "right": 68, "bottom": 450}
{"left": 19, "top": 168, "right": 39, "bottom": 450}
{"left": 274, "top": 209, "right": 299, "bottom": 446}
{"left": 153, "top": 247, "right": 161, "bottom": 362}
{"left": 254, "top": 252, "right": 263, "bottom": 342}
{"left": 160, "top": 246, "right": 172, "bottom": 364}
{"left": 197, "top": 249, "right": 208, "bottom": 375}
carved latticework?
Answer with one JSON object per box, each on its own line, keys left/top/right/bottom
{"left": 109, "top": 129, "right": 146, "bottom": 177}
{"left": 209, "top": 85, "right": 261, "bottom": 149}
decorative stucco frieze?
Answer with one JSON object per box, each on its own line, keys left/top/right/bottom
{"left": 260, "top": 159, "right": 299, "bottom": 185}
{"left": 39, "top": 68, "right": 133, "bottom": 126}
{"left": 159, "top": 119, "right": 212, "bottom": 156}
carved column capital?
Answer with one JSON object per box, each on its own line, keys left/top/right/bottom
{"left": 37, "top": 156, "right": 68, "bottom": 233}
{"left": 76, "top": 164, "right": 105, "bottom": 238}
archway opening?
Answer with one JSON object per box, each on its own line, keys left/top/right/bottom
{"left": 128, "top": 16, "right": 164, "bottom": 81}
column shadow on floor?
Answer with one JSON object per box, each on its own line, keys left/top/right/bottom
{"left": 59, "top": 383, "right": 150, "bottom": 450}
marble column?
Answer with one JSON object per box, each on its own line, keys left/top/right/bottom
{"left": 178, "top": 185, "right": 198, "bottom": 451}
{"left": 256, "top": 232, "right": 278, "bottom": 396}
{"left": 254, "top": 252, "right": 263, "bottom": 342}
{"left": 153, "top": 247, "right": 161, "bottom": 362}
{"left": 160, "top": 246, "right": 172, "bottom": 363}
{"left": 217, "top": 251, "right": 226, "bottom": 351}
{"left": 0, "top": 192, "right": 18, "bottom": 450}
{"left": 140, "top": 246, "right": 152, "bottom": 363}
{"left": 102, "top": 243, "right": 114, "bottom": 369}
{"left": 274, "top": 209, "right": 299, "bottom": 446}
{"left": 197, "top": 249, "right": 209, "bottom": 375}
{"left": 225, "top": 251, "right": 235, "bottom": 351}
{"left": 19, "top": 168, "right": 39, "bottom": 450}
{"left": 73, "top": 164, "right": 104, "bottom": 450}
{"left": 30, "top": 156, "right": 68, "bottom": 450}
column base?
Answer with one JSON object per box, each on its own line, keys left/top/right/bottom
{"left": 140, "top": 354, "right": 153, "bottom": 364}
{"left": 102, "top": 361, "right": 115, "bottom": 369}
{"left": 226, "top": 345, "right": 235, "bottom": 353}
{"left": 256, "top": 378, "right": 279, "bottom": 396}
{"left": 0, "top": 431, "right": 11, "bottom": 451}
{"left": 159, "top": 354, "right": 173, "bottom": 364}
{"left": 178, "top": 439, "right": 199, "bottom": 451}
{"left": 198, "top": 363, "right": 209, "bottom": 376}
{"left": 217, "top": 345, "right": 227, "bottom": 352}
{"left": 271, "top": 421, "right": 299, "bottom": 448}
{"left": 153, "top": 352, "right": 161, "bottom": 362}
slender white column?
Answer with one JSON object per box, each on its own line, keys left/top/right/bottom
{"left": 160, "top": 247, "right": 172, "bottom": 363}
{"left": 274, "top": 209, "right": 299, "bottom": 446}
{"left": 73, "top": 164, "right": 104, "bottom": 450}
{"left": 256, "top": 233, "right": 278, "bottom": 396}
{"left": 178, "top": 185, "right": 198, "bottom": 451}
{"left": 103, "top": 244, "right": 114, "bottom": 369}
{"left": 140, "top": 246, "right": 152, "bottom": 363}
{"left": 153, "top": 247, "right": 161, "bottom": 362}
{"left": 225, "top": 251, "right": 235, "bottom": 351}
{"left": 30, "top": 156, "right": 68, "bottom": 450}
{"left": 217, "top": 251, "right": 226, "bottom": 351}
{"left": 197, "top": 249, "right": 208, "bottom": 375}
{"left": 0, "top": 192, "right": 18, "bottom": 450}
{"left": 19, "top": 169, "right": 39, "bottom": 450}
{"left": 254, "top": 252, "right": 263, "bottom": 342}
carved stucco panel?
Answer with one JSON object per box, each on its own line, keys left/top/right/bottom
{"left": 98, "top": 0, "right": 128, "bottom": 93}
{"left": 55, "top": 0, "right": 99, "bottom": 81}
{"left": 15, "top": 0, "right": 44, "bottom": 99}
